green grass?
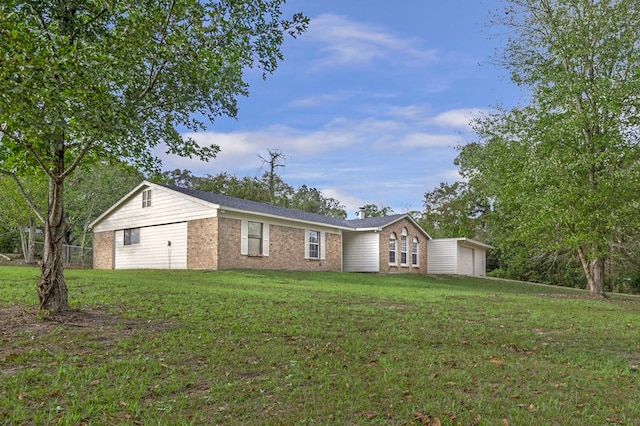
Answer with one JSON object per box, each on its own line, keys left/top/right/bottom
{"left": 1, "top": 267, "right": 640, "bottom": 425}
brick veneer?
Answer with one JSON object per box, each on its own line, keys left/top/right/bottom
{"left": 377, "top": 217, "right": 428, "bottom": 274}
{"left": 215, "top": 217, "right": 342, "bottom": 271}
{"left": 187, "top": 218, "right": 218, "bottom": 269}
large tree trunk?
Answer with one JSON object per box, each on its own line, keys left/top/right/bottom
{"left": 578, "top": 247, "right": 606, "bottom": 297}
{"left": 38, "top": 176, "right": 69, "bottom": 311}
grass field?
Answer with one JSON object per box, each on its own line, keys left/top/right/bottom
{"left": 1, "top": 267, "right": 640, "bottom": 425}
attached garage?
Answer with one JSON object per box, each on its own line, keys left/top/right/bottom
{"left": 427, "top": 238, "right": 493, "bottom": 277}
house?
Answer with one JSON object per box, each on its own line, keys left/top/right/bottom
{"left": 427, "top": 238, "right": 493, "bottom": 276}
{"left": 90, "top": 181, "right": 492, "bottom": 276}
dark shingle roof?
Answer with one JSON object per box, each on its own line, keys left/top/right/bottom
{"left": 157, "top": 183, "right": 407, "bottom": 230}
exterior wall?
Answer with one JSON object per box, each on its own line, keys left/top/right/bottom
{"left": 217, "top": 217, "right": 342, "bottom": 271}
{"left": 377, "top": 218, "right": 428, "bottom": 274}
{"left": 93, "top": 231, "right": 114, "bottom": 269}
{"left": 187, "top": 218, "right": 218, "bottom": 269}
{"left": 474, "top": 247, "right": 487, "bottom": 276}
{"left": 427, "top": 240, "right": 458, "bottom": 274}
{"left": 114, "top": 222, "right": 188, "bottom": 269}
{"left": 92, "top": 185, "right": 217, "bottom": 233}
{"left": 342, "top": 231, "right": 380, "bottom": 272}
{"left": 428, "top": 239, "right": 490, "bottom": 276}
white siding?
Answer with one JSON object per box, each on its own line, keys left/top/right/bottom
{"left": 342, "top": 231, "right": 379, "bottom": 272}
{"left": 474, "top": 248, "right": 487, "bottom": 276}
{"left": 114, "top": 222, "right": 187, "bottom": 269}
{"left": 93, "top": 186, "right": 216, "bottom": 232}
{"left": 458, "top": 246, "right": 475, "bottom": 275}
{"left": 427, "top": 240, "right": 458, "bottom": 274}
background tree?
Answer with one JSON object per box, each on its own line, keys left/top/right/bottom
{"left": 65, "top": 162, "right": 143, "bottom": 265}
{"left": 0, "top": 171, "right": 47, "bottom": 263}
{"left": 421, "top": 181, "right": 489, "bottom": 239}
{"left": 0, "top": 0, "right": 307, "bottom": 311}
{"left": 358, "top": 204, "right": 394, "bottom": 218}
{"left": 289, "top": 185, "right": 347, "bottom": 218}
{"left": 458, "top": 0, "right": 640, "bottom": 295}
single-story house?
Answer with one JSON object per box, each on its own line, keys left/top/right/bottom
{"left": 427, "top": 238, "right": 493, "bottom": 276}
{"left": 90, "top": 181, "right": 492, "bottom": 276}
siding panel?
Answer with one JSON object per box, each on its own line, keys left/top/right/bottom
{"left": 343, "top": 231, "right": 379, "bottom": 272}
{"left": 93, "top": 186, "right": 216, "bottom": 232}
{"left": 114, "top": 222, "right": 187, "bottom": 269}
{"left": 427, "top": 240, "right": 457, "bottom": 274}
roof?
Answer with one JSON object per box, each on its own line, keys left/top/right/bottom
{"left": 91, "top": 181, "right": 431, "bottom": 239}
{"left": 428, "top": 237, "right": 494, "bottom": 250}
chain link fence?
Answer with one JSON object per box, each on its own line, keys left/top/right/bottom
{"left": 34, "top": 242, "right": 93, "bottom": 268}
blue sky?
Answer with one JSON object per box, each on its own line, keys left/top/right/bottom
{"left": 162, "top": 0, "right": 521, "bottom": 218}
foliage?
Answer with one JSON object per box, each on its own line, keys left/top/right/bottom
{"left": 154, "top": 169, "right": 348, "bottom": 218}
{"left": 460, "top": 0, "right": 640, "bottom": 295}
{"left": 421, "top": 181, "right": 489, "bottom": 239}
{"left": 65, "top": 162, "right": 143, "bottom": 248}
{"left": 2, "top": 268, "right": 640, "bottom": 424}
{"left": 0, "top": 0, "right": 307, "bottom": 310}
{"left": 358, "top": 203, "right": 394, "bottom": 218}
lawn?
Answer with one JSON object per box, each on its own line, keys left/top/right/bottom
{"left": 1, "top": 267, "right": 640, "bottom": 425}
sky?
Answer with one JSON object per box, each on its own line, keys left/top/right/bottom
{"left": 160, "top": 0, "right": 523, "bottom": 218}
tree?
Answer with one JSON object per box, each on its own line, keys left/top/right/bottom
{"left": 65, "top": 162, "right": 143, "bottom": 265}
{"left": 459, "top": 0, "right": 640, "bottom": 295}
{"left": 421, "top": 181, "right": 489, "bottom": 239}
{"left": 290, "top": 185, "right": 347, "bottom": 218}
{"left": 358, "top": 204, "right": 394, "bottom": 218}
{"left": 0, "top": 1, "right": 307, "bottom": 311}
{"left": 0, "top": 171, "right": 47, "bottom": 263}
{"left": 258, "top": 149, "right": 287, "bottom": 204}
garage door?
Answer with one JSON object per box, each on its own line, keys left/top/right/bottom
{"left": 459, "top": 247, "right": 474, "bottom": 275}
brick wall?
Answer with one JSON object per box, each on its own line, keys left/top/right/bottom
{"left": 216, "top": 217, "right": 342, "bottom": 271}
{"left": 187, "top": 218, "right": 218, "bottom": 269}
{"left": 377, "top": 218, "right": 428, "bottom": 274}
{"left": 92, "top": 231, "right": 114, "bottom": 269}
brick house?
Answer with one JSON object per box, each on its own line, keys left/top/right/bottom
{"left": 91, "top": 181, "right": 490, "bottom": 275}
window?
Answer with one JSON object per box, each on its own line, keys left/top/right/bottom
{"left": 400, "top": 228, "right": 408, "bottom": 265}
{"left": 308, "top": 230, "right": 320, "bottom": 259}
{"left": 241, "top": 220, "right": 269, "bottom": 256}
{"left": 389, "top": 233, "right": 397, "bottom": 265}
{"left": 124, "top": 228, "right": 140, "bottom": 245}
{"left": 248, "top": 221, "right": 262, "bottom": 255}
{"left": 142, "top": 189, "right": 152, "bottom": 208}
{"left": 412, "top": 237, "right": 419, "bottom": 266}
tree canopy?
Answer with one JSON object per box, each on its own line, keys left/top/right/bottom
{"left": 0, "top": 0, "right": 307, "bottom": 311}
{"left": 458, "top": 0, "right": 640, "bottom": 295}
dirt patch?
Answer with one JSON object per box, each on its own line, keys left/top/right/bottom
{"left": 0, "top": 306, "right": 172, "bottom": 366}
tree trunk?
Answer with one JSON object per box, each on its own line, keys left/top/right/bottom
{"left": 38, "top": 176, "right": 69, "bottom": 311}
{"left": 26, "top": 216, "right": 36, "bottom": 264}
{"left": 577, "top": 247, "right": 606, "bottom": 297}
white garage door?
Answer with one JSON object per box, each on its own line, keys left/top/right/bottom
{"left": 459, "top": 247, "right": 475, "bottom": 275}
{"left": 114, "top": 222, "right": 188, "bottom": 269}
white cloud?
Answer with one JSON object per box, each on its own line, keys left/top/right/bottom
{"left": 394, "top": 132, "right": 463, "bottom": 149}
{"left": 431, "top": 108, "right": 488, "bottom": 130}
{"left": 306, "top": 14, "right": 438, "bottom": 69}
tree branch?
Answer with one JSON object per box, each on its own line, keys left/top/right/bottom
{"left": 0, "top": 171, "right": 45, "bottom": 224}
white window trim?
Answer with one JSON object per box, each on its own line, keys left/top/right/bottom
{"left": 389, "top": 233, "right": 397, "bottom": 265}
{"left": 411, "top": 237, "right": 419, "bottom": 267}
{"left": 305, "top": 230, "right": 325, "bottom": 260}
{"left": 241, "top": 220, "right": 269, "bottom": 256}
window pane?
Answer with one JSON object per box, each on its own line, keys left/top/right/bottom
{"left": 248, "top": 221, "right": 262, "bottom": 237}
{"left": 248, "top": 237, "right": 261, "bottom": 255}
{"left": 124, "top": 229, "right": 131, "bottom": 245}
{"left": 131, "top": 228, "right": 140, "bottom": 244}
{"left": 309, "top": 230, "right": 319, "bottom": 244}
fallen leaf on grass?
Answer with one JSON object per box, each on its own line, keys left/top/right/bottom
{"left": 502, "top": 418, "right": 509, "bottom": 426}
{"left": 359, "top": 411, "right": 378, "bottom": 419}
{"left": 489, "top": 357, "right": 504, "bottom": 367}
{"left": 89, "top": 379, "right": 100, "bottom": 386}
{"left": 413, "top": 412, "right": 430, "bottom": 424}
